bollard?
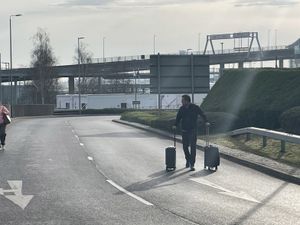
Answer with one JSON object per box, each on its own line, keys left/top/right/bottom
{"left": 263, "top": 136, "right": 267, "bottom": 148}
{"left": 281, "top": 141, "right": 286, "bottom": 153}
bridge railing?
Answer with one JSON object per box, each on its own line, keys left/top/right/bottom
{"left": 201, "top": 45, "right": 288, "bottom": 55}
{"left": 89, "top": 45, "right": 289, "bottom": 64}
{"left": 91, "top": 55, "right": 151, "bottom": 64}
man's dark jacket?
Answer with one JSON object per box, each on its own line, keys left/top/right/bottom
{"left": 175, "top": 103, "right": 207, "bottom": 131}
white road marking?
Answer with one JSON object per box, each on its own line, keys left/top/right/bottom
{"left": 190, "top": 178, "right": 260, "bottom": 203}
{"left": 106, "top": 180, "right": 153, "bottom": 206}
{"left": 80, "top": 143, "right": 84, "bottom": 146}
{"left": 0, "top": 180, "right": 34, "bottom": 210}
{"left": 87, "top": 156, "right": 93, "bottom": 161}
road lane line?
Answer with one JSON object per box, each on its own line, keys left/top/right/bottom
{"left": 190, "top": 178, "right": 260, "bottom": 203}
{"left": 106, "top": 180, "right": 153, "bottom": 206}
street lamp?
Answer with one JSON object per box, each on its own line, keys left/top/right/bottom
{"left": 267, "top": 29, "right": 271, "bottom": 49}
{"left": 275, "top": 29, "right": 278, "bottom": 50}
{"left": 221, "top": 42, "right": 224, "bottom": 54}
{"left": 102, "top": 36, "right": 105, "bottom": 62}
{"left": 198, "top": 33, "right": 201, "bottom": 53}
{"left": 9, "top": 13, "right": 22, "bottom": 117}
{"left": 78, "top": 36, "right": 85, "bottom": 114}
{"left": 153, "top": 34, "right": 156, "bottom": 54}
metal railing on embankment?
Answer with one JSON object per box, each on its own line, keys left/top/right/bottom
{"left": 230, "top": 127, "right": 300, "bottom": 153}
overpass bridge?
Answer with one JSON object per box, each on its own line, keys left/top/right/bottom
{"left": 0, "top": 39, "right": 299, "bottom": 95}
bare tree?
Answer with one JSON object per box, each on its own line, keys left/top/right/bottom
{"left": 30, "top": 28, "right": 61, "bottom": 104}
{"left": 74, "top": 42, "right": 96, "bottom": 94}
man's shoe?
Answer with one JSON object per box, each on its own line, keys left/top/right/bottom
{"left": 190, "top": 164, "right": 195, "bottom": 171}
{"left": 1, "top": 145, "right": 5, "bottom": 151}
{"left": 185, "top": 161, "right": 190, "bottom": 168}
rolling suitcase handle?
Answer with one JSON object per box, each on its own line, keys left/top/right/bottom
{"left": 205, "top": 122, "right": 210, "bottom": 147}
{"left": 173, "top": 129, "right": 176, "bottom": 148}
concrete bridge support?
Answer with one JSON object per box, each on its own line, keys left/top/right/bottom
{"left": 98, "top": 77, "right": 102, "bottom": 93}
{"left": 238, "top": 61, "right": 244, "bottom": 68}
{"left": 68, "top": 77, "right": 75, "bottom": 94}
{"left": 279, "top": 59, "right": 284, "bottom": 68}
{"left": 220, "top": 63, "right": 225, "bottom": 76}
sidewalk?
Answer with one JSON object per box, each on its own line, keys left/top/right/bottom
{"left": 113, "top": 119, "right": 300, "bottom": 185}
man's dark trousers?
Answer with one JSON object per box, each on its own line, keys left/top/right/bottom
{"left": 182, "top": 129, "right": 197, "bottom": 166}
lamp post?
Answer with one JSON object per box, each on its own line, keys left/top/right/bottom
{"left": 102, "top": 36, "right": 105, "bottom": 62}
{"left": 198, "top": 33, "right": 201, "bottom": 53}
{"left": 221, "top": 42, "right": 224, "bottom": 54}
{"left": 267, "top": 29, "right": 271, "bottom": 49}
{"left": 275, "top": 29, "right": 277, "bottom": 49}
{"left": 9, "top": 13, "right": 22, "bottom": 116}
{"left": 78, "top": 36, "right": 85, "bottom": 114}
{"left": 153, "top": 34, "right": 156, "bottom": 54}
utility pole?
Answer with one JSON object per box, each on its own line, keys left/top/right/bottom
{"left": 77, "top": 36, "right": 85, "bottom": 114}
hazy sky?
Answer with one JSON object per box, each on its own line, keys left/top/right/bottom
{"left": 0, "top": 0, "right": 299, "bottom": 67}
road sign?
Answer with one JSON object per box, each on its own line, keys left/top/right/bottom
{"left": 132, "top": 101, "right": 141, "bottom": 105}
{"left": 150, "top": 54, "right": 210, "bottom": 95}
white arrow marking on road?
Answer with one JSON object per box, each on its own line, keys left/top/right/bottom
{"left": 190, "top": 178, "right": 260, "bottom": 203}
{"left": 0, "top": 180, "right": 34, "bottom": 210}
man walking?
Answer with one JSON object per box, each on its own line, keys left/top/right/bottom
{"left": 173, "top": 95, "right": 208, "bottom": 171}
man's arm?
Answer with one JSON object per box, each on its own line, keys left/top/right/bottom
{"left": 197, "top": 106, "right": 207, "bottom": 122}
{"left": 175, "top": 107, "right": 183, "bottom": 127}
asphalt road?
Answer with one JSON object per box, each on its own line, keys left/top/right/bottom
{"left": 0, "top": 115, "right": 299, "bottom": 225}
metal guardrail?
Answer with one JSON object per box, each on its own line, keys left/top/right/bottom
{"left": 230, "top": 127, "right": 300, "bottom": 152}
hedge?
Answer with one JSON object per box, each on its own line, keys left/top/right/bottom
{"left": 121, "top": 111, "right": 240, "bottom": 134}
{"left": 280, "top": 106, "right": 300, "bottom": 135}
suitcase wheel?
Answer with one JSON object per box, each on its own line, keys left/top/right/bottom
{"left": 209, "top": 167, "right": 217, "bottom": 171}
{"left": 166, "top": 167, "right": 175, "bottom": 172}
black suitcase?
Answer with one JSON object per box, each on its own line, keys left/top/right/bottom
{"left": 165, "top": 131, "right": 176, "bottom": 172}
{"left": 204, "top": 124, "right": 220, "bottom": 171}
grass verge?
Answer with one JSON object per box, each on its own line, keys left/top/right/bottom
{"left": 121, "top": 111, "right": 300, "bottom": 168}
{"left": 200, "top": 134, "right": 300, "bottom": 168}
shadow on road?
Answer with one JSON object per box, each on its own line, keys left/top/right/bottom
{"left": 122, "top": 168, "right": 192, "bottom": 192}
{"left": 230, "top": 181, "right": 289, "bottom": 225}
{"left": 79, "top": 131, "right": 159, "bottom": 138}
{"left": 190, "top": 169, "right": 215, "bottom": 178}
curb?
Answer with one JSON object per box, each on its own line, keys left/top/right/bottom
{"left": 113, "top": 119, "right": 300, "bottom": 185}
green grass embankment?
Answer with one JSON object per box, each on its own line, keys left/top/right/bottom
{"left": 201, "top": 68, "right": 300, "bottom": 130}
